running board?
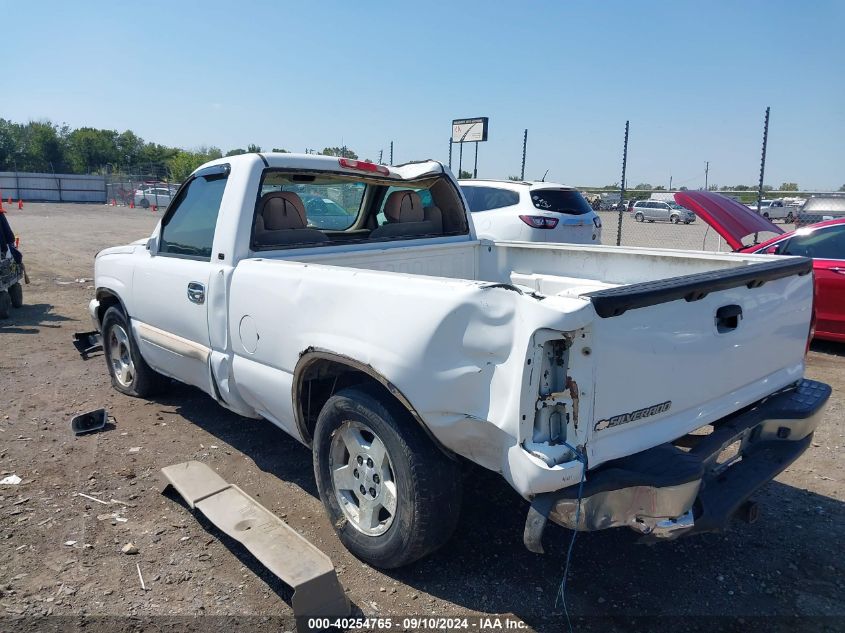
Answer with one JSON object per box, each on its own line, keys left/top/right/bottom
{"left": 161, "top": 461, "right": 350, "bottom": 622}
{"left": 72, "top": 330, "right": 103, "bottom": 359}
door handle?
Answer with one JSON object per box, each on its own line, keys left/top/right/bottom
{"left": 830, "top": 267, "right": 845, "bottom": 275}
{"left": 715, "top": 304, "right": 742, "bottom": 332}
{"left": 187, "top": 282, "right": 205, "bottom": 304}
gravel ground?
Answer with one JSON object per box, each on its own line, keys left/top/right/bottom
{"left": 0, "top": 203, "right": 842, "bottom": 632}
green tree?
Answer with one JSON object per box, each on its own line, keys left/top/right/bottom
{"left": 66, "top": 127, "right": 119, "bottom": 173}
{"left": 115, "top": 130, "right": 144, "bottom": 167}
{"left": 321, "top": 146, "right": 358, "bottom": 159}
{"left": 779, "top": 182, "right": 799, "bottom": 191}
{"left": 633, "top": 183, "right": 652, "bottom": 190}
{"left": 19, "top": 121, "right": 68, "bottom": 172}
{"left": 459, "top": 170, "right": 472, "bottom": 179}
{"left": 247, "top": 143, "right": 262, "bottom": 153}
{"left": 225, "top": 148, "right": 246, "bottom": 156}
{"left": 508, "top": 175, "right": 521, "bottom": 181}
{"left": 271, "top": 147, "right": 289, "bottom": 153}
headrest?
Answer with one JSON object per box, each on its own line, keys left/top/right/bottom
{"left": 384, "top": 190, "right": 424, "bottom": 223}
{"left": 259, "top": 192, "right": 307, "bottom": 230}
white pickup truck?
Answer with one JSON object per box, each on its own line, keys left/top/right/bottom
{"left": 90, "top": 153, "right": 830, "bottom": 568}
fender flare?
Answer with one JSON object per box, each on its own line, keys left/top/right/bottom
{"left": 94, "top": 287, "right": 130, "bottom": 325}
{"left": 292, "top": 347, "right": 455, "bottom": 459}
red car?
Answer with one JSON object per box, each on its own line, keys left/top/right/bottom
{"left": 676, "top": 192, "right": 845, "bottom": 343}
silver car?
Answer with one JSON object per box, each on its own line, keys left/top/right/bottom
{"left": 632, "top": 200, "right": 696, "bottom": 224}
{"left": 134, "top": 186, "right": 176, "bottom": 209}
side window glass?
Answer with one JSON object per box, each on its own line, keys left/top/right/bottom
{"left": 159, "top": 170, "right": 228, "bottom": 259}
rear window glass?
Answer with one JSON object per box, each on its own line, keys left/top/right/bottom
{"left": 460, "top": 186, "right": 519, "bottom": 212}
{"left": 530, "top": 189, "right": 593, "bottom": 215}
{"left": 259, "top": 174, "right": 365, "bottom": 230}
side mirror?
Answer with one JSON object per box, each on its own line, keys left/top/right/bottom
{"left": 764, "top": 244, "right": 781, "bottom": 255}
{"left": 147, "top": 235, "right": 159, "bottom": 255}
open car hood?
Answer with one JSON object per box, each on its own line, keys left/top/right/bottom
{"left": 674, "top": 191, "right": 783, "bottom": 250}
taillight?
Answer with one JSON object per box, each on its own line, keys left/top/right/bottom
{"left": 806, "top": 277, "right": 816, "bottom": 356}
{"left": 519, "top": 215, "right": 559, "bottom": 229}
{"left": 593, "top": 216, "right": 602, "bottom": 228}
{"left": 338, "top": 158, "right": 390, "bottom": 176}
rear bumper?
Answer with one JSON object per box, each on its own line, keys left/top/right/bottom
{"left": 524, "top": 379, "right": 830, "bottom": 553}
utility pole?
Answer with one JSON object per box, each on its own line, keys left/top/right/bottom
{"left": 389, "top": 141, "right": 394, "bottom": 165}
{"left": 705, "top": 161, "right": 709, "bottom": 190}
{"left": 448, "top": 138, "right": 452, "bottom": 170}
{"left": 473, "top": 141, "right": 479, "bottom": 178}
{"left": 520, "top": 129, "right": 528, "bottom": 181}
{"left": 378, "top": 149, "right": 383, "bottom": 164}
{"left": 756, "top": 107, "right": 770, "bottom": 214}
{"left": 617, "top": 121, "right": 629, "bottom": 247}
{"left": 669, "top": 175, "right": 673, "bottom": 190}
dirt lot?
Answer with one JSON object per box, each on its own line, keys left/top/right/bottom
{"left": 1, "top": 203, "right": 843, "bottom": 632}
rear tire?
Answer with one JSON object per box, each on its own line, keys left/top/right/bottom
{"left": 786, "top": 212, "right": 794, "bottom": 223}
{"left": 101, "top": 306, "right": 168, "bottom": 398}
{"left": 634, "top": 212, "right": 644, "bottom": 222}
{"left": 313, "top": 385, "right": 462, "bottom": 568}
{"left": 9, "top": 282, "right": 22, "bottom": 308}
{"left": 671, "top": 215, "right": 680, "bottom": 224}
{"left": 0, "top": 291, "right": 10, "bottom": 319}
{"left": 140, "top": 198, "right": 150, "bottom": 209}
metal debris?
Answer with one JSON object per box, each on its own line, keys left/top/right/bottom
{"left": 161, "top": 460, "right": 350, "bottom": 620}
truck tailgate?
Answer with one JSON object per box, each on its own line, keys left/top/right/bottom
{"left": 583, "top": 257, "right": 814, "bottom": 467}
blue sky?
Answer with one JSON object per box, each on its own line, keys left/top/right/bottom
{"left": 4, "top": 0, "right": 844, "bottom": 189}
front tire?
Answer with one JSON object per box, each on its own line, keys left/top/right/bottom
{"left": 0, "top": 291, "right": 10, "bottom": 319}
{"left": 634, "top": 212, "right": 644, "bottom": 222}
{"left": 786, "top": 212, "right": 794, "bottom": 223}
{"left": 140, "top": 198, "right": 150, "bottom": 209}
{"left": 313, "top": 385, "right": 461, "bottom": 568}
{"left": 101, "top": 306, "right": 168, "bottom": 397}
{"left": 8, "top": 282, "right": 22, "bottom": 308}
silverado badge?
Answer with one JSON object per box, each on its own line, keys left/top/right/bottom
{"left": 594, "top": 401, "right": 672, "bottom": 432}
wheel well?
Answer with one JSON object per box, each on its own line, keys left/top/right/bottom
{"left": 294, "top": 355, "right": 452, "bottom": 458}
{"left": 95, "top": 291, "right": 123, "bottom": 327}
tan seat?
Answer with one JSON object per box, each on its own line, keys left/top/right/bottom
{"left": 370, "top": 190, "right": 436, "bottom": 239}
{"left": 254, "top": 192, "right": 329, "bottom": 246}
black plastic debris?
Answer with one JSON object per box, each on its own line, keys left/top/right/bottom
{"left": 73, "top": 331, "right": 103, "bottom": 359}
{"left": 71, "top": 409, "right": 108, "bottom": 436}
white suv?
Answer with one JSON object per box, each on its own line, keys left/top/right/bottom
{"left": 459, "top": 180, "right": 601, "bottom": 244}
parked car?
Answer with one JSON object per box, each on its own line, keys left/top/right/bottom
{"left": 742, "top": 220, "right": 845, "bottom": 342}
{"left": 459, "top": 179, "right": 602, "bottom": 244}
{"left": 134, "top": 186, "right": 176, "bottom": 209}
{"left": 632, "top": 200, "right": 696, "bottom": 224}
{"left": 300, "top": 194, "right": 356, "bottom": 230}
{"left": 796, "top": 196, "right": 845, "bottom": 228}
{"left": 89, "top": 155, "right": 828, "bottom": 568}
{"left": 746, "top": 199, "right": 794, "bottom": 223}
{"left": 675, "top": 192, "right": 844, "bottom": 342}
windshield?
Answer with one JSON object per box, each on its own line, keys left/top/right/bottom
{"left": 530, "top": 189, "right": 593, "bottom": 215}
{"left": 259, "top": 175, "right": 365, "bottom": 230}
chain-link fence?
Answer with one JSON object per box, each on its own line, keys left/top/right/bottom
{"left": 104, "top": 164, "right": 180, "bottom": 209}
{"left": 582, "top": 189, "right": 803, "bottom": 253}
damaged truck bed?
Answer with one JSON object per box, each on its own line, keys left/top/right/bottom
{"left": 88, "top": 153, "right": 830, "bottom": 570}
